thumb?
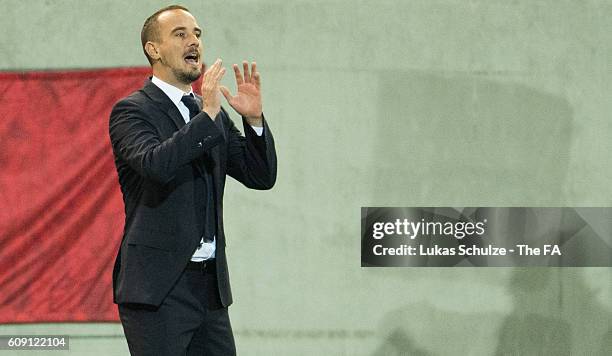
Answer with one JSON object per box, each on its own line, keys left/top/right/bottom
{"left": 219, "top": 86, "right": 232, "bottom": 102}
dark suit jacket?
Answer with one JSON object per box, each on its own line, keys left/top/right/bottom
{"left": 109, "top": 78, "right": 277, "bottom": 307}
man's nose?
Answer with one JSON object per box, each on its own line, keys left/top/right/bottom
{"left": 187, "top": 33, "right": 200, "bottom": 47}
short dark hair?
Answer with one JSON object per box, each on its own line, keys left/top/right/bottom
{"left": 141, "top": 5, "right": 191, "bottom": 65}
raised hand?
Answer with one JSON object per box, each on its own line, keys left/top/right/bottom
{"left": 200, "top": 58, "right": 226, "bottom": 119}
{"left": 220, "top": 61, "right": 263, "bottom": 126}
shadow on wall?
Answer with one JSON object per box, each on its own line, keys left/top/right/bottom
{"left": 370, "top": 269, "right": 611, "bottom": 355}
{"left": 370, "top": 71, "right": 573, "bottom": 204}
{"left": 495, "top": 269, "right": 612, "bottom": 356}
{"left": 370, "top": 299, "right": 505, "bottom": 355}
{"left": 367, "top": 72, "right": 609, "bottom": 355}
{"left": 371, "top": 328, "right": 431, "bottom": 356}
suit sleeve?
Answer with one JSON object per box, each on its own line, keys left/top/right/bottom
{"left": 224, "top": 110, "right": 277, "bottom": 190}
{"left": 109, "top": 99, "right": 224, "bottom": 185}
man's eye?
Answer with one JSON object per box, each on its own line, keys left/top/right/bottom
{"left": 176, "top": 32, "right": 185, "bottom": 37}
{"left": 195, "top": 33, "right": 201, "bottom": 38}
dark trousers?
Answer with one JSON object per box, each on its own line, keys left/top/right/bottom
{"left": 118, "top": 262, "right": 236, "bottom": 356}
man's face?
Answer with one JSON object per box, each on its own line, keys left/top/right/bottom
{"left": 154, "top": 10, "right": 203, "bottom": 84}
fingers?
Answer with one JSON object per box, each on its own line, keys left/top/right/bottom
{"left": 219, "top": 85, "right": 232, "bottom": 101}
{"left": 201, "top": 59, "right": 225, "bottom": 91}
{"left": 216, "top": 67, "right": 226, "bottom": 81}
{"left": 204, "top": 58, "right": 222, "bottom": 78}
{"left": 253, "top": 69, "right": 261, "bottom": 90}
{"left": 250, "top": 62, "right": 260, "bottom": 89}
{"left": 209, "top": 59, "right": 260, "bottom": 93}
{"left": 234, "top": 60, "right": 259, "bottom": 87}
{"left": 233, "top": 64, "right": 243, "bottom": 85}
{"left": 242, "top": 61, "right": 251, "bottom": 83}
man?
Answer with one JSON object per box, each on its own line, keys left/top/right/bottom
{"left": 108, "top": 5, "right": 276, "bottom": 355}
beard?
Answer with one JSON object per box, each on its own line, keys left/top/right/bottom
{"left": 172, "top": 65, "right": 201, "bottom": 84}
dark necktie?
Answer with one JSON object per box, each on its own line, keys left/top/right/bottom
{"left": 181, "top": 94, "right": 216, "bottom": 243}
{"left": 181, "top": 94, "right": 200, "bottom": 120}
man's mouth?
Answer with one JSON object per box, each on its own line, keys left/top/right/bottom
{"left": 184, "top": 53, "right": 199, "bottom": 66}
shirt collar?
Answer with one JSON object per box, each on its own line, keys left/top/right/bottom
{"left": 151, "top": 75, "right": 194, "bottom": 106}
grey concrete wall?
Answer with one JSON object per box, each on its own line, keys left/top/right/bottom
{"left": 1, "top": 0, "right": 611, "bottom": 355}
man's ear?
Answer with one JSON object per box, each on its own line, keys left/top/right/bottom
{"left": 145, "top": 42, "right": 160, "bottom": 61}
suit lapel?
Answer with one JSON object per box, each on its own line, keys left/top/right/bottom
{"left": 142, "top": 79, "right": 186, "bottom": 130}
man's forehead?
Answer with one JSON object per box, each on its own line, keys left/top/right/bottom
{"left": 157, "top": 9, "right": 199, "bottom": 30}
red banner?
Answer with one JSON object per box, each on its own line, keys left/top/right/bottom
{"left": 0, "top": 67, "right": 153, "bottom": 323}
